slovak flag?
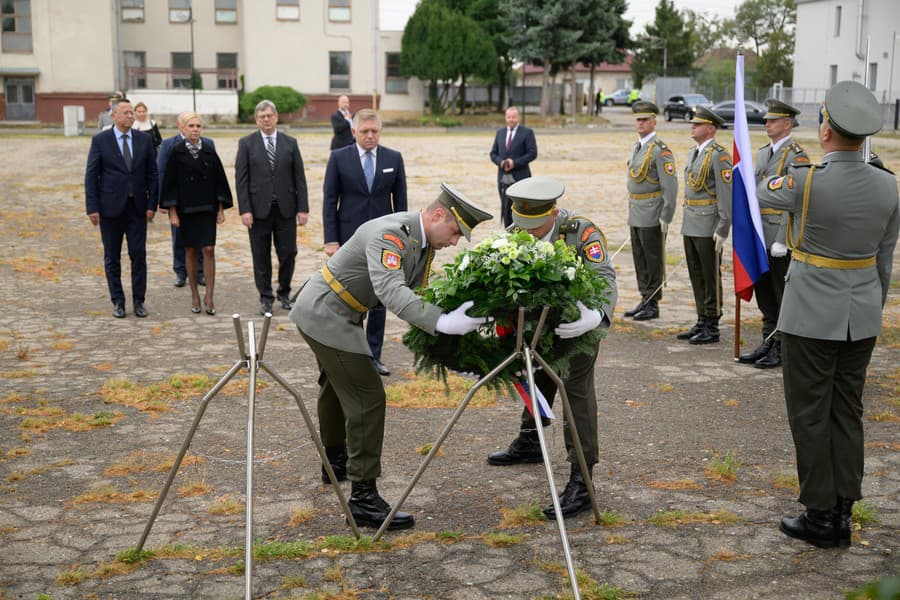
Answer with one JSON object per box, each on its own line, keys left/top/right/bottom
{"left": 731, "top": 53, "right": 770, "bottom": 301}
{"left": 513, "top": 378, "right": 555, "bottom": 420}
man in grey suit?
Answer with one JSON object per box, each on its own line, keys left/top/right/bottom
{"left": 740, "top": 99, "right": 809, "bottom": 368}
{"left": 236, "top": 100, "right": 309, "bottom": 316}
{"left": 290, "top": 184, "right": 492, "bottom": 531}
{"left": 758, "top": 81, "right": 898, "bottom": 549}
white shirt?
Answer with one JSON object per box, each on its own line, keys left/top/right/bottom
{"left": 357, "top": 144, "right": 377, "bottom": 169}
{"left": 638, "top": 131, "right": 657, "bottom": 148}
{"left": 259, "top": 130, "right": 276, "bottom": 151}
{"left": 771, "top": 135, "right": 791, "bottom": 154}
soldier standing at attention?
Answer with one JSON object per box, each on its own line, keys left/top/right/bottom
{"left": 622, "top": 101, "right": 677, "bottom": 321}
{"left": 677, "top": 106, "right": 732, "bottom": 345}
{"left": 758, "top": 81, "right": 898, "bottom": 549}
{"left": 739, "top": 99, "right": 809, "bottom": 369}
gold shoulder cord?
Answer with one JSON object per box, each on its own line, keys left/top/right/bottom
{"left": 420, "top": 247, "right": 435, "bottom": 289}
{"left": 786, "top": 165, "right": 815, "bottom": 251}
{"left": 629, "top": 141, "right": 658, "bottom": 184}
{"left": 774, "top": 147, "right": 791, "bottom": 176}
{"left": 687, "top": 147, "right": 715, "bottom": 194}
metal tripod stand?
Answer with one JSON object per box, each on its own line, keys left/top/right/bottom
{"left": 372, "top": 307, "right": 600, "bottom": 600}
{"left": 134, "top": 314, "right": 360, "bottom": 600}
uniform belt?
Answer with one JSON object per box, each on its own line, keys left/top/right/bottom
{"left": 791, "top": 250, "right": 876, "bottom": 269}
{"left": 759, "top": 208, "right": 783, "bottom": 215}
{"left": 321, "top": 265, "right": 367, "bottom": 313}
{"left": 630, "top": 191, "right": 662, "bottom": 200}
{"left": 684, "top": 198, "right": 717, "bottom": 206}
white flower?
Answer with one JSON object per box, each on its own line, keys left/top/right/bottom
{"left": 565, "top": 266, "right": 576, "bottom": 281}
{"left": 491, "top": 237, "right": 509, "bottom": 250}
{"left": 458, "top": 253, "right": 471, "bottom": 271}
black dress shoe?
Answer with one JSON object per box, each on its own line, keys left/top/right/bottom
{"left": 632, "top": 303, "right": 659, "bottom": 321}
{"left": 754, "top": 340, "right": 781, "bottom": 369}
{"left": 739, "top": 338, "right": 773, "bottom": 364}
{"left": 348, "top": 480, "right": 415, "bottom": 530}
{"left": 780, "top": 509, "right": 837, "bottom": 548}
{"left": 623, "top": 301, "right": 645, "bottom": 318}
{"left": 260, "top": 301, "right": 273, "bottom": 316}
{"left": 487, "top": 433, "right": 543, "bottom": 465}
{"left": 543, "top": 469, "right": 593, "bottom": 520}
{"left": 112, "top": 303, "right": 126, "bottom": 319}
{"left": 677, "top": 317, "right": 704, "bottom": 340}
{"left": 174, "top": 276, "right": 187, "bottom": 288}
{"left": 372, "top": 359, "right": 391, "bottom": 377}
{"left": 689, "top": 317, "right": 720, "bottom": 345}
{"left": 134, "top": 303, "right": 148, "bottom": 318}
{"left": 834, "top": 498, "right": 854, "bottom": 548}
{"left": 320, "top": 445, "right": 348, "bottom": 484}
{"left": 277, "top": 295, "right": 293, "bottom": 310}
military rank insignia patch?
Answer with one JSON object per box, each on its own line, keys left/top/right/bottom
{"left": 795, "top": 156, "right": 810, "bottom": 164}
{"left": 580, "top": 226, "right": 596, "bottom": 242}
{"left": 721, "top": 169, "right": 732, "bottom": 183}
{"left": 382, "top": 233, "right": 405, "bottom": 249}
{"left": 661, "top": 150, "right": 673, "bottom": 157}
{"left": 381, "top": 250, "right": 402, "bottom": 270}
{"left": 664, "top": 163, "right": 675, "bottom": 176}
{"left": 787, "top": 175, "right": 794, "bottom": 189}
{"left": 584, "top": 242, "right": 605, "bottom": 262}
{"left": 768, "top": 176, "right": 785, "bottom": 190}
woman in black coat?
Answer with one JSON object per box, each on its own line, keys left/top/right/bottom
{"left": 160, "top": 112, "right": 232, "bottom": 315}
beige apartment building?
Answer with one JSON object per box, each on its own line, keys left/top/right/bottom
{"left": 0, "top": 0, "right": 423, "bottom": 123}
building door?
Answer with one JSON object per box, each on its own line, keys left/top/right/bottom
{"left": 4, "top": 77, "right": 36, "bottom": 120}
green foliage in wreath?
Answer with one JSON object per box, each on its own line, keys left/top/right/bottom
{"left": 403, "top": 231, "right": 610, "bottom": 389}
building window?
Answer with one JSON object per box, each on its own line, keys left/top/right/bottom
{"left": 329, "top": 51, "right": 350, "bottom": 91}
{"left": 829, "top": 65, "right": 838, "bottom": 87}
{"left": 385, "top": 52, "right": 407, "bottom": 94}
{"left": 215, "top": 0, "right": 236, "bottom": 23}
{"left": 1, "top": 0, "right": 32, "bottom": 53}
{"left": 122, "top": 0, "right": 144, "bottom": 22}
{"left": 834, "top": 6, "right": 841, "bottom": 37}
{"left": 276, "top": 0, "right": 299, "bottom": 21}
{"left": 867, "top": 63, "right": 877, "bottom": 90}
{"left": 169, "top": 0, "right": 191, "bottom": 23}
{"left": 217, "top": 52, "right": 237, "bottom": 89}
{"left": 172, "top": 52, "right": 193, "bottom": 88}
{"left": 329, "top": 0, "right": 350, "bottom": 22}
{"left": 124, "top": 51, "right": 147, "bottom": 89}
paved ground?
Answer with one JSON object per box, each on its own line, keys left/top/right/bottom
{"left": 0, "top": 113, "right": 897, "bottom": 599}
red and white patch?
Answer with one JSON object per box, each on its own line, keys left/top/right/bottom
{"left": 584, "top": 241, "right": 605, "bottom": 263}
{"left": 768, "top": 176, "right": 785, "bottom": 191}
{"left": 381, "top": 250, "right": 402, "bottom": 270}
{"left": 721, "top": 168, "right": 732, "bottom": 183}
{"left": 664, "top": 162, "right": 676, "bottom": 176}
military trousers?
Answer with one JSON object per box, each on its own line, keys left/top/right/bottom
{"left": 781, "top": 333, "right": 876, "bottom": 510}
{"left": 300, "top": 331, "right": 385, "bottom": 482}
{"left": 683, "top": 236, "right": 722, "bottom": 318}
{"left": 752, "top": 252, "right": 790, "bottom": 339}
{"left": 517, "top": 346, "right": 601, "bottom": 465}
{"left": 629, "top": 225, "right": 664, "bottom": 303}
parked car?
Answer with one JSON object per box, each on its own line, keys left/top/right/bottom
{"left": 663, "top": 94, "right": 711, "bottom": 121}
{"left": 604, "top": 89, "right": 636, "bottom": 106}
{"left": 709, "top": 100, "right": 767, "bottom": 127}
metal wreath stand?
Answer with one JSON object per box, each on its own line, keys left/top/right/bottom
{"left": 134, "top": 313, "right": 360, "bottom": 600}
{"left": 372, "top": 306, "right": 601, "bottom": 600}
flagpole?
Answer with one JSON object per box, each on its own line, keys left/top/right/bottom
{"left": 733, "top": 293, "right": 741, "bottom": 360}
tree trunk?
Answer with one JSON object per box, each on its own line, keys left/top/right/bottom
{"left": 459, "top": 74, "right": 467, "bottom": 115}
{"left": 570, "top": 65, "right": 579, "bottom": 118}
{"left": 589, "top": 64, "right": 597, "bottom": 116}
{"left": 540, "top": 65, "right": 550, "bottom": 117}
{"left": 429, "top": 80, "right": 440, "bottom": 116}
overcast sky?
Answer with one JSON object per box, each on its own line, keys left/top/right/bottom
{"left": 380, "top": 0, "right": 744, "bottom": 34}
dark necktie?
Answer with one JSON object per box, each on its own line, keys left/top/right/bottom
{"left": 633, "top": 142, "right": 641, "bottom": 159}
{"left": 266, "top": 136, "right": 276, "bottom": 171}
{"left": 689, "top": 147, "right": 698, "bottom": 165}
{"left": 364, "top": 151, "right": 375, "bottom": 192}
{"left": 505, "top": 129, "right": 513, "bottom": 151}
{"left": 122, "top": 134, "right": 132, "bottom": 171}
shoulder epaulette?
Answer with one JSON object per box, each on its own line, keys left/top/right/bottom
{"left": 712, "top": 142, "right": 727, "bottom": 153}
{"left": 790, "top": 162, "right": 817, "bottom": 169}
{"left": 758, "top": 143, "right": 771, "bottom": 151}
{"left": 561, "top": 219, "right": 581, "bottom": 234}
{"left": 869, "top": 162, "right": 895, "bottom": 175}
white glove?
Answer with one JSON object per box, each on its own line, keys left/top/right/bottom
{"left": 659, "top": 220, "right": 669, "bottom": 234}
{"left": 435, "top": 300, "right": 492, "bottom": 335}
{"left": 713, "top": 233, "right": 726, "bottom": 254}
{"left": 554, "top": 301, "right": 604, "bottom": 339}
{"left": 770, "top": 241, "right": 788, "bottom": 257}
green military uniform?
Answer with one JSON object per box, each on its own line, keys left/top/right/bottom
{"left": 625, "top": 101, "right": 678, "bottom": 320}
{"left": 290, "top": 185, "right": 491, "bottom": 482}
{"left": 741, "top": 99, "right": 810, "bottom": 367}
{"left": 681, "top": 106, "right": 732, "bottom": 340}
{"left": 757, "top": 81, "right": 898, "bottom": 547}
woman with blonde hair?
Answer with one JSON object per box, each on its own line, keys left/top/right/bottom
{"left": 131, "top": 101, "right": 162, "bottom": 150}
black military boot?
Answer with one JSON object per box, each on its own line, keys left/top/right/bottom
{"left": 348, "top": 479, "right": 415, "bottom": 530}
{"left": 320, "top": 444, "right": 347, "bottom": 484}
{"left": 543, "top": 464, "right": 594, "bottom": 520}
{"left": 779, "top": 508, "right": 836, "bottom": 548}
{"left": 677, "top": 316, "right": 705, "bottom": 340}
{"left": 487, "top": 429, "right": 543, "bottom": 465}
{"left": 632, "top": 299, "right": 659, "bottom": 321}
{"left": 739, "top": 337, "right": 773, "bottom": 364}
{"left": 834, "top": 497, "right": 854, "bottom": 548}
{"left": 754, "top": 339, "right": 782, "bottom": 369}
{"left": 689, "top": 316, "right": 720, "bottom": 345}
{"left": 623, "top": 300, "right": 645, "bottom": 318}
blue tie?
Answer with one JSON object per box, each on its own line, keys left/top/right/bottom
{"left": 364, "top": 151, "right": 375, "bottom": 192}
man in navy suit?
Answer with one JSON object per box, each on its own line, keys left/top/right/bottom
{"left": 323, "top": 108, "right": 407, "bottom": 376}
{"left": 157, "top": 112, "right": 207, "bottom": 288}
{"left": 489, "top": 106, "right": 538, "bottom": 226}
{"left": 330, "top": 95, "right": 354, "bottom": 150}
{"left": 84, "top": 98, "right": 158, "bottom": 318}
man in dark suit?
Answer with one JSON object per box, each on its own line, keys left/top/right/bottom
{"left": 157, "top": 111, "right": 208, "bottom": 288}
{"left": 489, "top": 106, "right": 538, "bottom": 226}
{"left": 330, "top": 95, "right": 354, "bottom": 150}
{"left": 236, "top": 99, "right": 310, "bottom": 316}
{"left": 84, "top": 98, "right": 158, "bottom": 318}
{"left": 323, "top": 108, "right": 407, "bottom": 376}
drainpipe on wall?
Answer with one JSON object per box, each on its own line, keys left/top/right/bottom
{"left": 855, "top": 0, "right": 866, "bottom": 60}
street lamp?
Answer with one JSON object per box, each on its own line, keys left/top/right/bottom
{"left": 189, "top": 3, "right": 197, "bottom": 111}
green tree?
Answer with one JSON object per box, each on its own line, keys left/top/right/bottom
{"left": 631, "top": 0, "right": 696, "bottom": 87}
{"left": 239, "top": 86, "right": 306, "bottom": 121}
{"left": 466, "top": 0, "right": 515, "bottom": 111}
{"left": 578, "top": 0, "right": 630, "bottom": 115}
{"left": 728, "top": 0, "right": 796, "bottom": 86}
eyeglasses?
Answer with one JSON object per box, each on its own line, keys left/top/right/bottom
{"left": 257, "top": 113, "right": 276, "bottom": 120}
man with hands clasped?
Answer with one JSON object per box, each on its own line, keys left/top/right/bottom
{"left": 487, "top": 176, "right": 618, "bottom": 520}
